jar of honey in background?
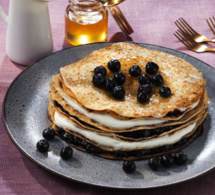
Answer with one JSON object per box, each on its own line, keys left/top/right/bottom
{"left": 65, "top": 0, "right": 108, "bottom": 46}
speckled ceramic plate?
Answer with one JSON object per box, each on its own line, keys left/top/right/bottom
{"left": 3, "top": 42, "right": 215, "bottom": 189}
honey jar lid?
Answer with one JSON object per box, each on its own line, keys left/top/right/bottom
{"left": 108, "top": 5, "right": 134, "bottom": 36}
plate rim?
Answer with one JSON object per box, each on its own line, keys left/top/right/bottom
{"left": 2, "top": 41, "right": 215, "bottom": 189}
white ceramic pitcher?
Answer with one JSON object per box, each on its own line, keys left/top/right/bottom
{"left": 0, "top": 0, "right": 53, "bottom": 65}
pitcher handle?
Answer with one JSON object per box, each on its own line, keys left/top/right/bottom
{"left": 0, "top": 5, "right": 8, "bottom": 24}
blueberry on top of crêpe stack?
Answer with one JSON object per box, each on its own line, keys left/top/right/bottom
{"left": 47, "top": 42, "right": 209, "bottom": 160}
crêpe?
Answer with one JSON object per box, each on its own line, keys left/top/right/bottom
{"left": 49, "top": 76, "right": 209, "bottom": 132}
{"left": 60, "top": 45, "right": 206, "bottom": 118}
{"left": 47, "top": 42, "right": 209, "bottom": 160}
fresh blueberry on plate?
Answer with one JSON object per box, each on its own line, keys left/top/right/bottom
{"left": 173, "top": 151, "right": 188, "bottom": 165}
{"left": 60, "top": 145, "right": 73, "bottom": 160}
{"left": 123, "top": 161, "right": 136, "bottom": 173}
{"left": 43, "top": 127, "right": 55, "bottom": 140}
{"left": 148, "top": 157, "right": 161, "bottom": 170}
{"left": 36, "top": 140, "right": 49, "bottom": 153}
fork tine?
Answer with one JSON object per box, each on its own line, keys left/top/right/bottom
{"left": 179, "top": 18, "right": 197, "bottom": 36}
{"left": 174, "top": 31, "right": 193, "bottom": 49}
{"left": 175, "top": 31, "right": 194, "bottom": 49}
{"left": 175, "top": 18, "right": 196, "bottom": 37}
{"left": 209, "top": 17, "right": 215, "bottom": 35}
{"left": 180, "top": 17, "right": 197, "bottom": 34}
{"left": 177, "top": 29, "right": 198, "bottom": 46}
{"left": 174, "top": 33, "right": 191, "bottom": 49}
{"left": 206, "top": 18, "right": 215, "bottom": 35}
{"left": 175, "top": 20, "right": 193, "bottom": 37}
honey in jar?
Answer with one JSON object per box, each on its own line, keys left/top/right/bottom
{"left": 65, "top": 0, "right": 108, "bottom": 46}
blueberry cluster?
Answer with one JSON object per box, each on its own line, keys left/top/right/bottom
{"left": 122, "top": 151, "right": 187, "bottom": 173}
{"left": 55, "top": 125, "right": 192, "bottom": 159}
{"left": 36, "top": 127, "right": 73, "bottom": 160}
{"left": 133, "top": 61, "right": 171, "bottom": 103}
{"left": 119, "top": 125, "right": 175, "bottom": 139}
{"left": 92, "top": 60, "right": 171, "bottom": 103}
{"left": 93, "top": 59, "right": 126, "bottom": 100}
{"left": 148, "top": 151, "right": 188, "bottom": 171}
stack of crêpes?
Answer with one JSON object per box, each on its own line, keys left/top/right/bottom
{"left": 48, "top": 43, "right": 209, "bottom": 160}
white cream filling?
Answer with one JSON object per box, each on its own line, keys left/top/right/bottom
{"left": 178, "top": 100, "right": 200, "bottom": 112}
{"left": 59, "top": 92, "right": 200, "bottom": 129}
{"left": 185, "top": 78, "right": 196, "bottom": 83}
{"left": 189, "top": 74, "right": 201, "bottom": 80}
{"left": 161, "top": 70, "right": 171, "bottom": 77}
{"left": 59, "top": 92, "right": 166, "bottom": 129}
{"left": 54, "top": 111, "right": 197, "bottom": 150}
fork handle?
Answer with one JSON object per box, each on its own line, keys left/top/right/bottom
{"left": 205, "top": 48, "right": 215, "bottom": 52}
{"left": 204, "top": 39, "right": 215, "bottom": 43}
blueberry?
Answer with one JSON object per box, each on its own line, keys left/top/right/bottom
{"left": 108, "top": 59, "right": 121, "bottom": 72}
{"left": 161, "top": 153, "right": 174, "bottom": 167}
{"left": 139, "top": 74, "right": 151, "bottom": 85}
{"left": 159, "top": 86, "right": 171, "bottom": 97}
{"left": 173, "top": 151, "right": 187, "bottom": 165}
{"left": 148, "top": 157, "right": 161, "bottom": 170}
{"left": 60, "top": 145, "right": 73, "bottom": 160}
{"left": 137, "top": 92, "right": 150, "bottom": 103}
{"left": 167, "top": 109, "right": 181, "bottom": 117}
{"left": 129, "top": 65, "right": 142, "bottom": 77}
{"left": 105, "top": 78, "right": 118, "bottom": 92}
{"left": 131, "top": 150, "right": 144, "bottom": 157}
{"left": 112, "top": 86, "right": 125, "bottom": 100}
{"left": 138, "top": 84, "right": 152, "bottom": 94}
{"left": 115, "top": 151, "right": 128, "bottom": 157}
{"left": 86, "top": 143, "right": 102, "bottom": 154}
{"left": 73, "top": 136, "right": 82, "bottom": 145}
{"left": 42, "top": 128, "right": 55, "bottom": 140}
{"left": 36, "top": 140, "right": 49, "bottom": 153}
{"left": 92, "top": 73, "right": 105, "bottom": 88}
{"left": 151, "top": 74, "right": 163, "bottom": 86}
{"left": 114, "top": 72, "right": 126, "bottom": 85}
{"left": 63, "top": 131, "right": 69, "bottom": 140}
{"left": 123, "top": 161, "right": 136, "bottom": 173}
{"left": 56, "top": 128, "right": 65, "bottom": 138}
{"left": 145, "top": 61, "right": 159, "bottom": 75}
{"left": 94, "top": 66, "right": 107, "bottom": 76}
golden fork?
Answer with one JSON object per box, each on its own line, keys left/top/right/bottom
{"left": 174, "top": 30, "right": 215, "bottom": 52}
{"left": 206, "top": 17, "right": 215, "bottom": 35}
{"left": 175, "top": 17, "right": 215, "bottom": 43}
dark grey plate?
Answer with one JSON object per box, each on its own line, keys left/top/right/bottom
{"left": 3, "top": 42, "right": 215, "bottom": 189}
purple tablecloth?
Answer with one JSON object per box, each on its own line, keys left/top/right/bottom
{"left": 1, "top": 0, "right": 215, "bottom": 194}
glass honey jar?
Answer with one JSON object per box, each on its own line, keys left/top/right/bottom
{"left": 65, "top": 0, "right": 108, "bottom": 46}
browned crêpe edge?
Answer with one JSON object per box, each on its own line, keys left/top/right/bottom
{"left": 49, "top": 99, "right": 206, "bottom": 143}
{"left": 60, "top": 43, "right": 206, "bottom": 118}
{"left": 48, "top": 98, "right": 207, "bottom": 151}
{"left": 53, "top": 74, "right": 205, "bottom": 121}
{"left": 48, "top": 111, "right": 207, "bottom": 160}
{"left": 49, "top": 79, "right": 209, "bottom": 133}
